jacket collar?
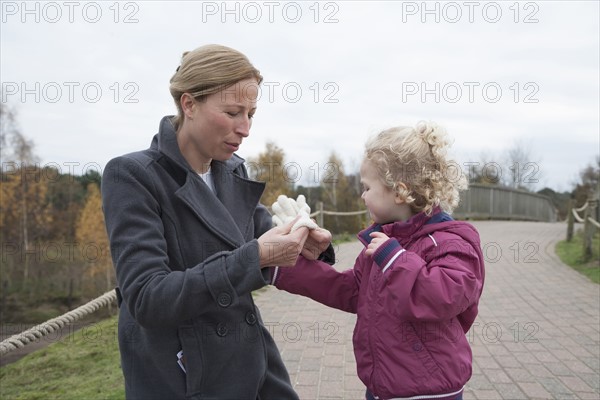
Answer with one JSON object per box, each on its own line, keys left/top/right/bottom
{"left": 358, "top": 207, "right": 453, "bottom": 246}
{"left": 152, "top": 116, "right": 265, "bottom": 248}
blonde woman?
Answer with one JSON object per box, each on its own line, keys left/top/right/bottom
{"left": 274, "top": 122, "right": 486, "bottom": 400}
{"left": 102, "top": 44, "right": 330, "bottom": 399}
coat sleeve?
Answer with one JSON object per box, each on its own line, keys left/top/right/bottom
{"left": 372, "top": 235, "right": 483, "bottom": 323}
{"left": 102, "top": 156, "right": 268, "bottom": 329}
{"left": 273, "top": 254, "right": 363, "bottom": 314}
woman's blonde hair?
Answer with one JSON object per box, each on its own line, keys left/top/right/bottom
{"left": 169, "top": 44, "right": 263, "bottom": 130}
{"left": 364, "top": 121, "right": 468, "bottom": 215}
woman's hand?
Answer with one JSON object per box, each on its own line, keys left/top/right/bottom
{"left": 365, "top": 232, "right": 390, "bottom": 256}
{"left": 301, "top": 226, "right": 333, "bottom": 260}
{"left": 257, "top": 217, "right": 309, "bottom": 268}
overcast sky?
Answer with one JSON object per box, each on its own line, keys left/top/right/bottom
{"left": 1, "top": 0, "right": 598, "bottom": 192}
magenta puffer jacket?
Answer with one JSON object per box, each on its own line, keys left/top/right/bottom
{"left": 274, "top": 210, "right": 485, "bottom": 399}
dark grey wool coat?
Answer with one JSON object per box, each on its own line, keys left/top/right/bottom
{"left": 101, "top": 116, "right": 299, "bottom": 400}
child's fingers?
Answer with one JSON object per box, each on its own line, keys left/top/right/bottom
{"left": 369, "top": 231, "right": 388, "bottom": 239}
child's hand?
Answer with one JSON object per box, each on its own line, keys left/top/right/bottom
{"left": 365, "top": 232, "right": 390, "bottom": 256}
{"left": 301, "top": 225, "right": 332, "bottom": 260}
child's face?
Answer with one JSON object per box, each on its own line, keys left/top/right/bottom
{"left": 360, "top": 160, "right": 405, "bottom": 224}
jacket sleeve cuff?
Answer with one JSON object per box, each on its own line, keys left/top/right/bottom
{"left": 270, "top": 266, "right": 280, "bottom": 285}
{"left": 373, "top": 238, "right": 405, "bottom": 271}
{"left": 317, "top": 243, "right": 336, "bottom": 265}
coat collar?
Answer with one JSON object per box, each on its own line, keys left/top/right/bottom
{"left": 152, "top": 116, "right": 265, "bottom": 248}
{"left": 357, "top": 207, "right": 453, "bottom": 246}
{"left": 153, "top": 116, "right": 246, "bottom": 172}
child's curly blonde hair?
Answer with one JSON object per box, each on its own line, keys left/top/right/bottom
{"left": 364, "top": 121, "right": 468, "bottom": 215}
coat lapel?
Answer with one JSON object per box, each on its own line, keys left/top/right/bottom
{"left": 175, "top": 174, "right": 246, "bottom": 248}
{"left": 212, "top": 160, "right": 265, "bottom": 240}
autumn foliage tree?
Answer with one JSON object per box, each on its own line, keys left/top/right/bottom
{"left": 75, "top": 183, "right": 114, "bottom": 295}
{"left": 246, "top": 141, "right": 295, "bottom": 207}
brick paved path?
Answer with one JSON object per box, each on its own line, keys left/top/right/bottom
{"left": 254, "top": 221, "right": 600, "bottom": 400}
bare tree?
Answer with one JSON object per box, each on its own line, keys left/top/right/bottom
{"left": 503, "top": 139, "right": 541, "bottom": 191}
{"left": 0, "top": 103, "right": 41, "bottom": 288}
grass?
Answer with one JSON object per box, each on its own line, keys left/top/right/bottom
{"left": 332, "top": 232, "right": 356, "bottom": 245}
{"left": 555, "top": 230, "right": 600, "bottom": 284}
{"left": 0, "top": 315, "right": 124, "bottom": 399}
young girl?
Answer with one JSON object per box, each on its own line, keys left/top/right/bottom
{"left": 273, "top": 121, "right": 485, "bottom": 400}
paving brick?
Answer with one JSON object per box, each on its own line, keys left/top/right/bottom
{"left": 576, "top": 391, "right": 600, "bottom": 399}
{"left": 517, "top": 381, "right": 552, "bottom": 398}
{"left": 548, "top": 348, "right": 578, "bottom": 361}
{"left": 558, "top": 375, "right": 595, "bottom": 393}
{"left": 476, "top": 356, "right": 502, "bottom": 370}
{"left": 544, "top": 362, "right": 574, "bottom": 376}
{"left": 564, "top": 359, "right": 596, "bottom": 374}
{"left": 343, "top": 389, "right": 366, "bottom": 400}
{"left": 489, "top": 369, "right": 516, "bottom": 386}
{"left": 294, "top": 384, "right": 318, "bottom": 399}
{"left": 318, "top": 380, "right": 344, "bottom": 397}
{"left": 302, "top": 346, "right": 324, "bottom": 358}
{"left": 532, "top": 350, "right": 562, "bottom": 363}
{"left": 321, "top": 354, "right": 344, "bottom": 367}
{"left": 537, "top": 377, "right": 574, "bottom": 396}
{"left": 320, "top": 366, "right": 344, "bottom": 381}
{"left": 492, "top": 383, "right": 527, "bottom": 399}
{"left": 471, "top": 388, "right": 503, "bottom": 399}
{"left": 504, "top": 367, "right": 536, "bottom": 383}
{"left": 344, "top": 361, "right": 357, "bottom": 376}
{"left": 578, "top": 373, "right": 600, "bottom": 392}
{"left": 295, "top": 370, "right": 320, "bottom": 386}
{"left": 494, "top": 354, "right": 522, "bottom": 368}
{"left": 523, "top": 363, "right": 554, "bottom": 378}
{"left": 581, "top": 356, "right": 600, "bottom": 371}
{"left": 467, "top": 374, "right": 494, "bottom": 390}
{"left": 298, "top": 357, "right": 322, "bottom": 371}
{"left": 512, "top": 352, "right": 540, "bottom": 364}
{"left": 344, "top": 376, "right": 365, "bottom": 391}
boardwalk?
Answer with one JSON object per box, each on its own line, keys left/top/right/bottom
{"left": 254, "top": 221, "right": 600, "bottom": 400}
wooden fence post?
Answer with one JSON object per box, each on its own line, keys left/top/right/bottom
{"left": 567, "top": 198, "right": 574, "bottom": 242}
{"left": 583, "top": 198, "right": 597, "bottom": 261}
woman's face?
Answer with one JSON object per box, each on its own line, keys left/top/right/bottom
{"left": 178, "top": 78, "right": 259, "bottom": 172}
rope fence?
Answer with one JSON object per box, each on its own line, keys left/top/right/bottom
{"left": 567, "top": 197, "right": 600, "bottom": 261}
{"left": 0, "top": 289, "right": 117, "bottom": 356}
{"left": 310, "top": 202, "right": 368, "bottom": 228}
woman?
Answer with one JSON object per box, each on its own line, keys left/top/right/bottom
{"left": 102, "top": 44, "right": 329, "bottom": 399}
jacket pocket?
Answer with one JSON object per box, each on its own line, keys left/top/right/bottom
{"left": 399, "top": 322, "right": 446, "bottom": 387}
{"left": 178, "top": 325, "right": 205, "bottom": 397}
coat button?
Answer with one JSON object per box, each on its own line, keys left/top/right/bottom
{"left": 412, "top": 343, "right": 423, "bottom": 352}
{"left": 217, "top": 293, "right": 232, "bottom": 307}
{"left": 245, "top": 312, "right": 257, "bottom": 325}
{"left": 216, "top": 323, "right": 228, "bottom": 337}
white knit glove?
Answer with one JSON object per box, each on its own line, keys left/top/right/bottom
{"left": 271, "top": 194, "right": 318, "bottom": 232}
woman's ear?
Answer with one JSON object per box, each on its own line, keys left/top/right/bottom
{"left": 180, "top": 93, "right": 196, "bottom": 119}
